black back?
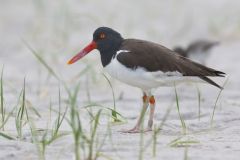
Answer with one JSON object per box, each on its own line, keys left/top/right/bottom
{"left": 117, "top": 39, "right": 225, "bottom": 89}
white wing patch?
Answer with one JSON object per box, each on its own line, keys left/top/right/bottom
{"left": 116, "top": 50, "right": 130, "bottom": 55}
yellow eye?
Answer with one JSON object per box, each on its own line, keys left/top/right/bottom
{"left": 99, "top": 33, "right": 106, "bottom": 39}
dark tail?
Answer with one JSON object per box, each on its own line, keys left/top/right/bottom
{"left": 200, "top": 76, "right": 224, "bottom": 89}
{"left": 213, "top": 70, "right": 225, "bottom": 77}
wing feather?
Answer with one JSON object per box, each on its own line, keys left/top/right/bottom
{"left": 117, "top": 39, "right": 225, "bottom": 89}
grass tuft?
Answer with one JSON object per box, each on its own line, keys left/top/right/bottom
{"left": 0, "top": 66, "right": 5, "bottom": 130}
{"left": 210, "top": 78, "right": 229, "bottom": 127}
{"left": 102, "top": 74, "right": 123, "bottom": 123}
{"left": 0, "top": 131, "right": 15, "bottom": 140}
{"left": 168, "top": 136, "right": 199, "bottom": 147}
{"left": 142, "top": 103, "right": 174, "bottom": 157}
{"left": 196, "top": 85, "right": 201, "bottom": 121}
{"left": 15, "top": 78, "right": 27, "bottom": 139}
{"left": 87, "top": 109, "right": 102, "bottom": 160}
{"left": 174, "top": 84, "right": 187, "bottom": 134}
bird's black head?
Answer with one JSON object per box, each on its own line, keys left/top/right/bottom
{"left": 93, "top": 27, "right": 123, "bottom": 53}
{"left": 68, "top": 27, "right": 124, "bottom": 66}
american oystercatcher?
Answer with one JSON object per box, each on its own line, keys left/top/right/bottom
{"left": 68, "top": 27, "right": 225, "bottom": 133}
{"left": 173, "top": 40, "right": 219, "bottom": 64}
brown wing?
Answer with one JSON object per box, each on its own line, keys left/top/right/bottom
{"left": 117, "top": 39, "right": 225, "bottom": 88}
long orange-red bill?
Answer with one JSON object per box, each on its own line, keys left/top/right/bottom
{"left": 67, "top": 41, "right": 97, "bottom": 65}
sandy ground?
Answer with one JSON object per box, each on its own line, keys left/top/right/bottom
{"left": 1, "top": 0, "right": 240, "bottom": 159}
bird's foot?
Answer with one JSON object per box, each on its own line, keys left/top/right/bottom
{"left": 120, "top": 127, "right": 140, "bottom": 133}
{"left": 144, "top": 127, "right": 152, "bottom": 132}
{"left": 120, "top": 127, "right": 152, "bottom": 133}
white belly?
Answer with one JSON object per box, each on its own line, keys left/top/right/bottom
{"left": 104, "top": 57, "right": 202, "bottom": 91}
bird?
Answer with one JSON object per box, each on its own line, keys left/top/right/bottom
{"left": 67, "top": 27, "right": 225, "bottom": 133}
{"left": 173, "top": 40, "right": 219, "bottom": 65}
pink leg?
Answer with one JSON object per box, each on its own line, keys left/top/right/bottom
{"left": 121, "top": 93, "right": 149, "bottom": 133}
{"left": 145, "top": 96, "right": 155, "bottom": 132}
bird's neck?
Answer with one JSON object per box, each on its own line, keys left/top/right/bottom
{"left": 99, "top": 39, "right": 123, "bottom": 67}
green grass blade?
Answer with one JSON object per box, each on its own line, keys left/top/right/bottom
{"left": 210, "top": 77, "right": 229, "bottom": 127}
{"left": 22, "top": 39, "right": 72, "bottom": 97}
{"left": 102, "top": 74, "right": 122, "bottom": 122}
{"left": 28, "top": 104, "right": 41, "bottom": 118}
{"left": 196, "top": 85, "right": 201, "bottom": 121}
{"left": 174, "top": 84, "right": 186, "bottom": 134}
{"left": 0, "top": 66, "right": 5, "bottom": 130}
{"left": 15, "top": 78, "right": 26, "bottom": 139}
{"left": 143, "top": 103, "right": 173, "bottom": 150}
{"left": 22, "top": 39, "right": 60, "bottom": 81}
{"left": 0, "top": 132, "right": 15, "bottom": 140}
{"left": 0, "top": 89, "right": 23, "bottom": 130}
{"left": 168, "top": 136, "right": 199, "bottom": 147}
{"left": 88, "top": 109, "right": 102, "bottom": 160}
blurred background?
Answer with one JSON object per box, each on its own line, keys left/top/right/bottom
{"left": 1, "top": 0, "right": 240, "bottom": 159}
{"left": 1, "top": 0, "right": 240, "bottom": 105}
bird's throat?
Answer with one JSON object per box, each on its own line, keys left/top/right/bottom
{"left": 100, "top": 50, "right": 118, "bottom": 67}
{"left": 99, "top": 39, "right": 123, "bottom": 67}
